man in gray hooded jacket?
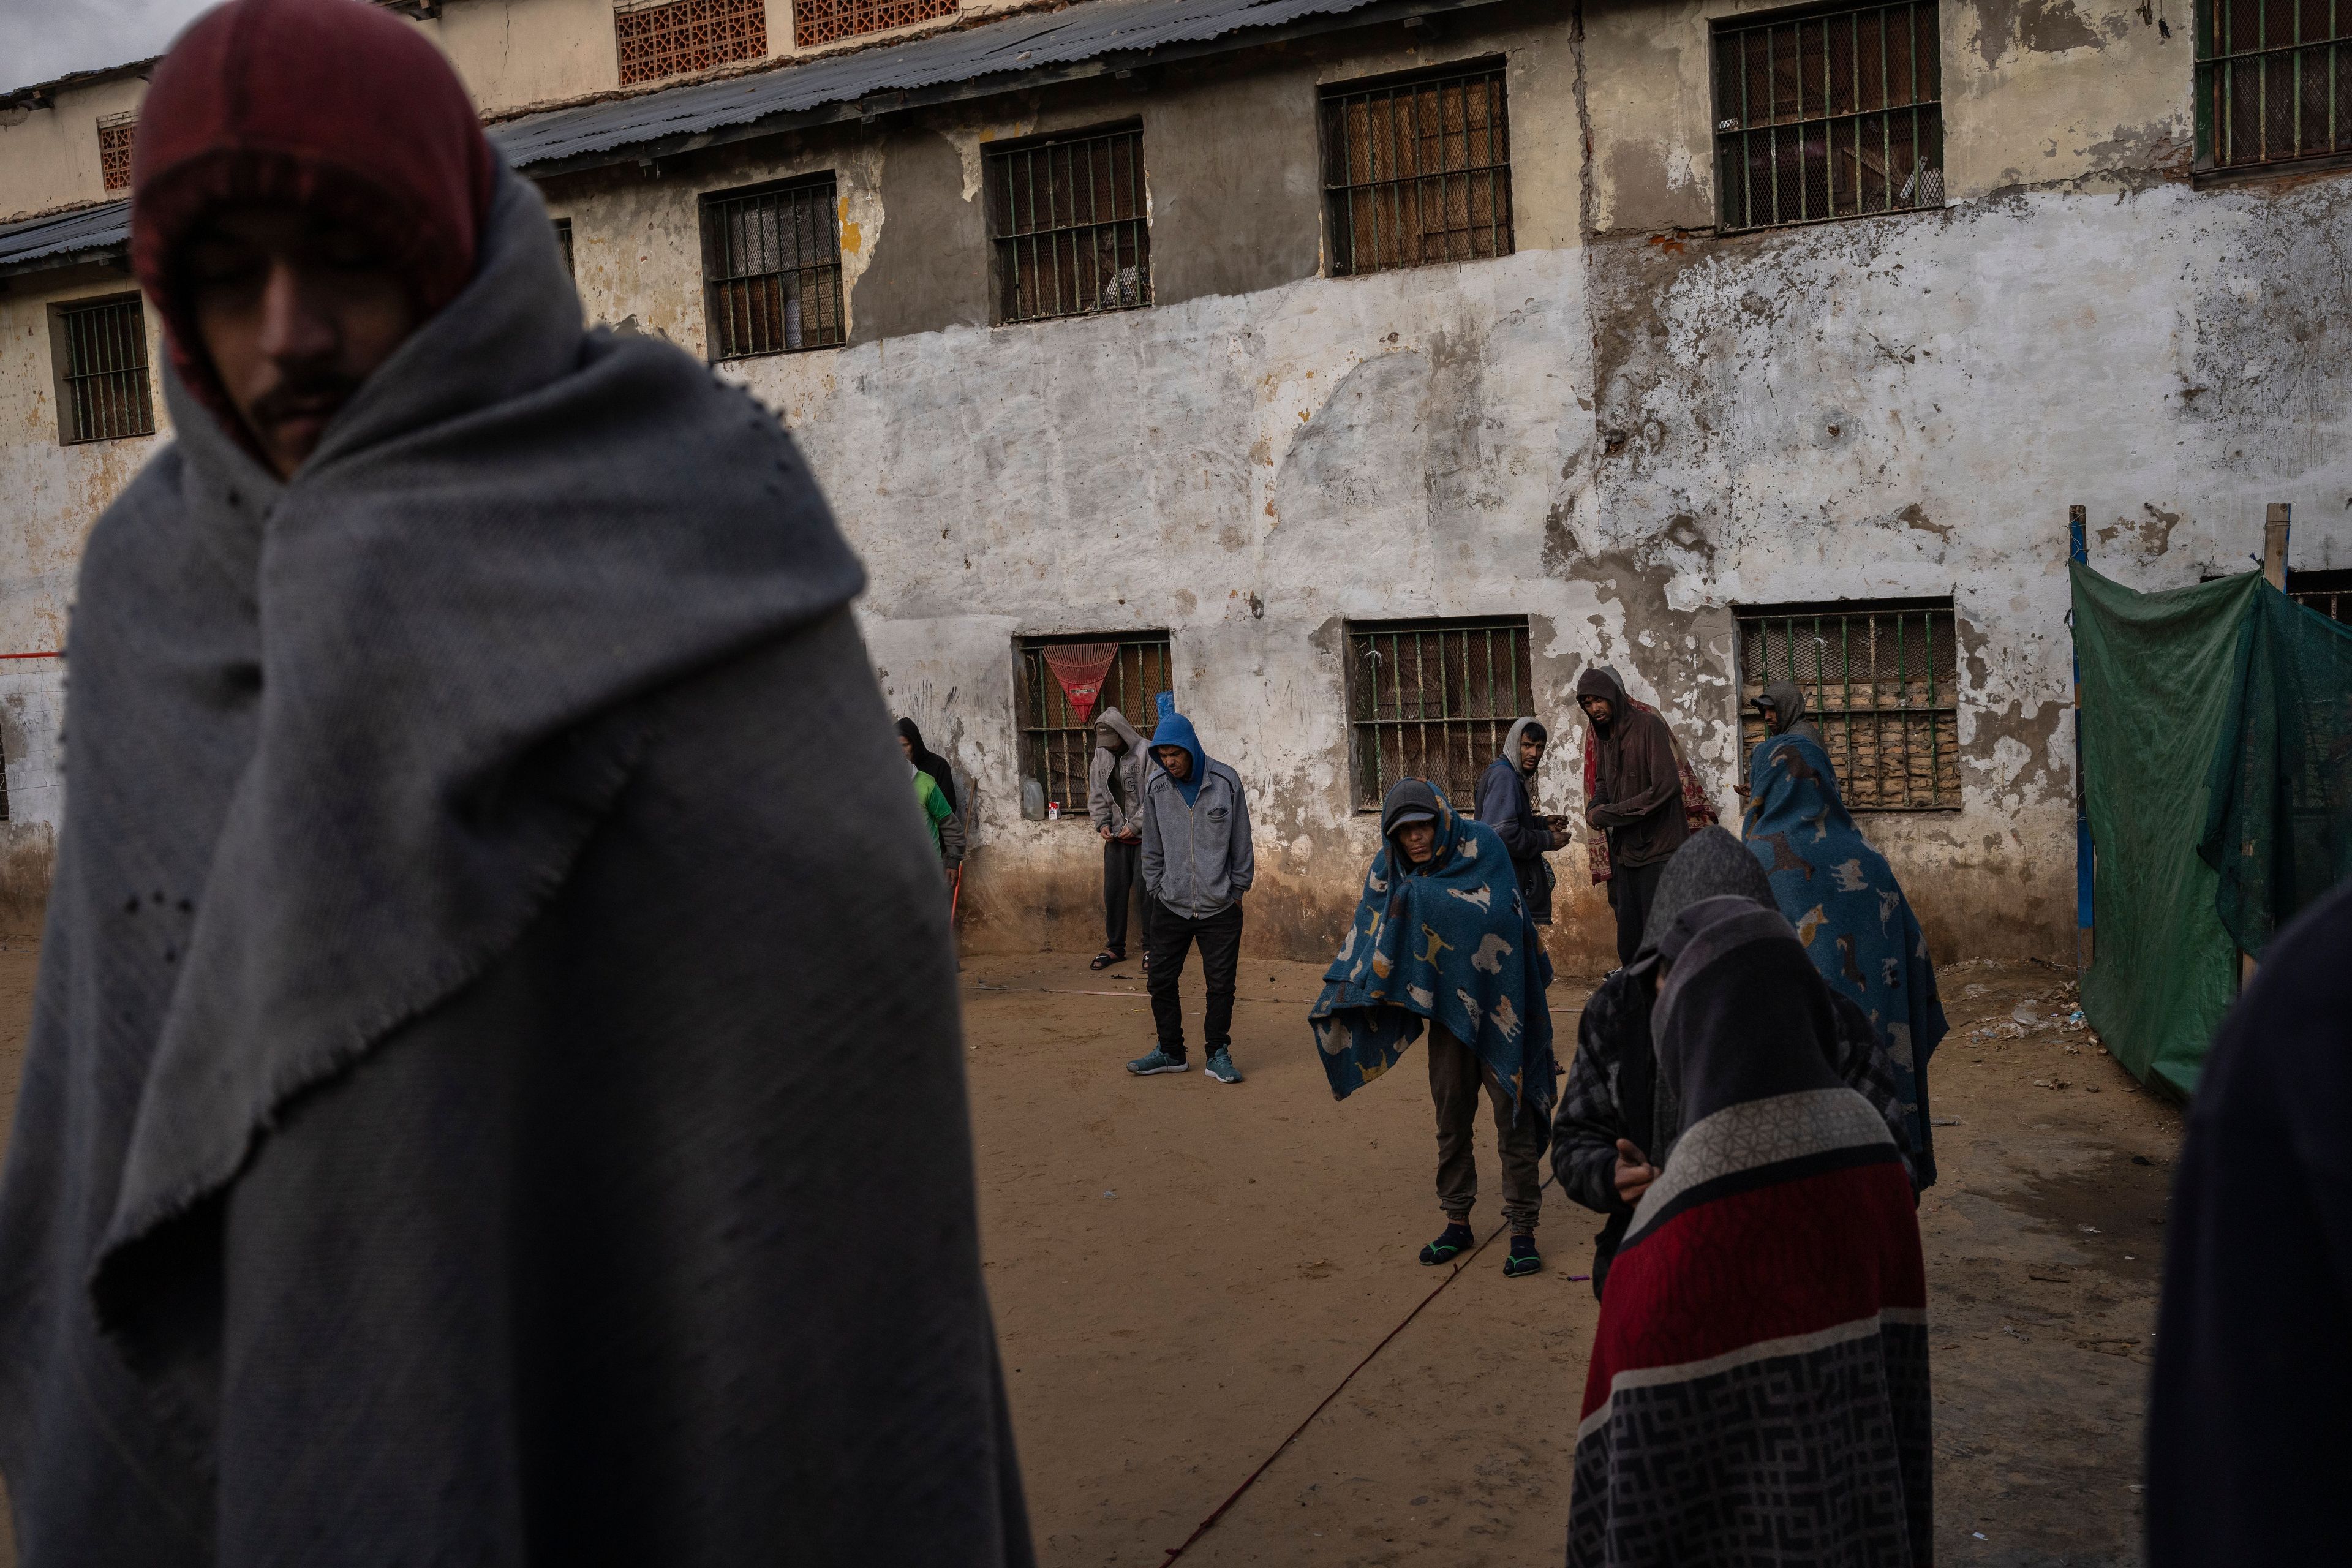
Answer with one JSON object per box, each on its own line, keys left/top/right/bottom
{"left": 1129, "top": 709, "right": 1253, "bottom": 1085}
{"left": 1088, "top": 708, "right": 1150, "bottom": 969}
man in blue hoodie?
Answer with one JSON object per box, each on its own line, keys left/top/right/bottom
{"left": 1129, "top": 710, "right": 1254, "bottom": 1085}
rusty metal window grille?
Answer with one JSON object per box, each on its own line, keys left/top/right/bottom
{"left": 614, "top": 0, "right": 765, "bottom": 86}
{"left": 2198, "top": 0, "right": 2352, "bottom": 170}
{"left": 794, "top": 0, "right": 957, "bottom": 48}
{"left": 1321, "top": 64, "right": 1513, "bottom": 277}
{"left": 553, "top": 217, "right": 575, "bottom": 279}
{"left": 1017, "top": 634, "right": 1172, "bottom": 815}
{"left": 1737, "top": 600, "right": 1959, "bottom": 810}
{"left": 986, "top": 127, "right": 1151, "bottom": 326}
{"left": 54, "top": 295, "right": 154, "bottom": 445}
{"left": 97, "top": 112, "right": 136, "bottom": 192}
{"left": 1713, "top": 1, "right": 1944, "bottom": 232}
{"left": 2290, "top": 568, "right": 2352, "bottom": 622}
{"left": 700, "top": 177, "right": 844, "bottom": 360}
{"left": 1346, "top": 617, "right": 1532, "bottom": 811}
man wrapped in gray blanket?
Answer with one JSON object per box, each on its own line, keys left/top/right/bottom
{"left": 0, "top": 2, "right": 1031, "bottom": 1563}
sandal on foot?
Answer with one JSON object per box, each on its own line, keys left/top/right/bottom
{"left": 1502, "top": 1236, "right": 1541, "bottom": 1277}
{"left": 1419, "top": 1223, "right": 1476, "bottom": 1266}
{"left": 1090, "top": 949, "right": 1125, "bottom": 971}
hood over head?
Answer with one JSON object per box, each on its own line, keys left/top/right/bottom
{"left": 1499, "top": 716, "right": 1548, "bottom": 773}
{"left": 1379, "top": 778, "right": 1450, "bottom": 867}
{"left": 1095, "top": 707, "right": 1144, "bottom": 754}
{"left": 1636, "top": 826, "right": 1776, "bottom": 963}
{"left": 1150, "top": 709, "right": 1211, "bottom": 804}
{"left": 130, "top": 0, "right": 497, "bottom": 442}
{"left": 1651, "top": 896, "right": 1843, "bottom": 1136}
{"left": 1575, "top": 666, "right": 1630, "bottom": 726}
{"left": 1755, "top": 680, "right": 1811, "bottom": 735}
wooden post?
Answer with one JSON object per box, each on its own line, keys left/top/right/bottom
{"left": 2263, "top": 502, "right": 2291, "bottom": 590}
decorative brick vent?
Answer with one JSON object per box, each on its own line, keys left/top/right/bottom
{"left": 794, "top": 0, "right": 957, "bottom": 50}
{"left": 616, "top": 0, "right": 766, "bottom": 86}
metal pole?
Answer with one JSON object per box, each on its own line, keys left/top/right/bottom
{"left": 2070, "top": 505, "right": 2094, "bottom": 984}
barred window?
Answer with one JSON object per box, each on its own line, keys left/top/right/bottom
{"left": 986, "top": 127, "right": 1151, "bottom": 326}
{"left": 1016, "top": 634, "right": 1173, "bottom": 816}
{"left": 700, "top": 176, "right": 845, "bottom": 361}
{"left": 1321, "top": 62, "right": 1513, "bottom": 277}
{"left": 794, "top": 0, "right": 956, "bottom": 48}
{"left": 552, "top": 217, "right": 575, "bottom": 279}
{"left": 97, "top": 112, "right": 137, "bottom": 193}
{"left": 2289, "top": 568, "right": 2352, "bottom": 622}
{"left": 1346, "top": 617, "right": 1531, "bottom": 811}
{"left": 1736, "top": 600, "right": 1959, "bottom": 810}
{"left": 51, "top": 295, "right": 155, "bottom": 445}
{"left": 614, "top": 0, "right": 765, "bottom": 85}
{"left": 2199, "top": 0, "right": 2352, "bottom": 171}
{"left": 1713, "top": 1, "right": 1944, "bottom": 233}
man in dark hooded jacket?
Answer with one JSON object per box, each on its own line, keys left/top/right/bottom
{"left": 1551, "top": 827, "right": 1912, "bottom": 1297}
{"left": 1576, "top": 666, "right": 1692, "bottom": 967}
{"left": 0, "top": 3, "right": 1031, "bottom": 1562}
{"left": 1474, "top": 716, "right": 1568, "bottom": 926}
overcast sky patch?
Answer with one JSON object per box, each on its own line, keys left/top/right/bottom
{"left": 1, "top": 0, "right": 216, "bottom": 91}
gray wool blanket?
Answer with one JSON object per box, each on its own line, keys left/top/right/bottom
{"left": 0, "top": 168, "right": 1031, "bottom": 1566}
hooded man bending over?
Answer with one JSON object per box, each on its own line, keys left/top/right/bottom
{"left": 0, "top": 3, "right": 1030, "bottom": 1562}
{"left": 1576, "top": 666, "right": 1692, "bottom": 968}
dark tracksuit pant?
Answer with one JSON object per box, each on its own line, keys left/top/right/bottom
{"left": 1608, "top": 856, "right": 1668, "bottom": 969}
{"left": 1145, "top": 899, "right": 1242, "bottom": 1060}
{"left": 1102, "top": 838, "right": 1153, "bottom": 953}
{"left": 1428, "top": 1023, "right": 1544, "bottom": 1234}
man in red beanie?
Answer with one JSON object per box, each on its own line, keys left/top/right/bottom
{"left": 0, "top": 2, "right": 1032, "bottom": 1564}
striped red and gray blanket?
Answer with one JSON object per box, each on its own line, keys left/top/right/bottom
{"left": 1568, "top": 1085, "right": 1932, "bottom": 1567}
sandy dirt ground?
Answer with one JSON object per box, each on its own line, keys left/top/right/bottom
{"left": 0, "top": 938, "right": 2177, "bottom": 1568}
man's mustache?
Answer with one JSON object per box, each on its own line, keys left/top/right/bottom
{"left": 247, "top": 374, "right": 363, "bottom": 431}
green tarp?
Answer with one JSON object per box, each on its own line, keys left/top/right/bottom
{"left": 2071, "top": 566, "right": 2259, "bottom": 1099}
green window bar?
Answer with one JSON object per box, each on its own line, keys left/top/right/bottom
{"left": 987, "top": 127, "right": 1152, "bottom": 326}
{"left": 1347, "top": 617, "right": 1532, "bottom": 810}
{"left": 2198, "top": 0, "right": 2352, "bottom": 171}
{"left": 1017, "top": 633, "right": 1174, "bottom": 815}
{"left": 700, "top": 175, "right": 845, "bottom": 361}
{"left": 1321, "top": 62, "right": 1514, "bottom": 277}
{"left": 1736, "top": 601, "right": 1961, "bottom": 810}
{"left": 57, "top": 295, "right": 154, "bottom": 445}
{"left": 1711, "top": 1, "right": 1945, "bottom": 233}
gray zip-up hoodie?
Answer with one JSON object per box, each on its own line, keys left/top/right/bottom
{"left": 1087, "top": 708, "right": 1148, "bottom": 838}
{"left": 1139, "top": 710, "right": 1254, "bottom": 919}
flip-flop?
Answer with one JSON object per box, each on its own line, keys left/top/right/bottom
{"left": 1089, "top": 950, "right": 1125, "bottom": 970}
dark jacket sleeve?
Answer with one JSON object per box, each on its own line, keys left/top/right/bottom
{"left": 1587, "top": 712, "right": 1684, "bottom": 829}
{"left": 1552, "top": 985, "right": 1633, "bottom": 1216}
{"left": 1477, "top": 760, "right": 1554, "bottom": 860}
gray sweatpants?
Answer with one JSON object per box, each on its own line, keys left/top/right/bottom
{"left": 1427, "top": 1023, "right": 1544, "bottom": 1234}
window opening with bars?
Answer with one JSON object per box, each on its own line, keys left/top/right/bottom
{"left": 614, "top": 0, "right": 766, "bottom": 85}
{"left": 1017, "top": 634, "right": 1172, "bottom": 815}
{"left": 553, "top": 217, "right": 575, "bottom": 279}
{"left": 794, "top": 0, "right": 957, "bottom": 47}
{"left": 2198, "top": 0, "right": 2352, "bottom": 170}
{"left": 1346, "top": 617, "right": 1532, "bottom": 811}
{"left": 1321, "top": 63, "right": 1513, "bottom": 277}
{"left": 2290, "top": 568, "right": 2352, "bottom": 622}
{"left": 701, "top": 177, "right": 845, "bottom": 360}
{"left": 97, "top": 112, "right": 137, "bottom": 192}
{"left": 1713, "top": 1, "right": 1944, "bottom": 232}
{"left": 53, "top": 295, "right": 155, "bottom": 445}
{"left": 1736, "top": 600, "right": 1960, "bottom": 810}
{"left": 986, "top": 127, "right": 1151, "bottom": 325}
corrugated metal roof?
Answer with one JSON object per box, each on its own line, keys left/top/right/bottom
{"left": 490, "top": 0, "right": 1420, "bottom": 168}
{"left": 0, "top": 202, "right": 130, "bottom": 274}
{"left": 2, "top": 0, "right": 1457, "bottom": 274}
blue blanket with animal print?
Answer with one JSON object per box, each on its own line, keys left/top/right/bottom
{"left": 1308, "top": 795, "right": 1556, "bottom": 1116}
{"left": 1744, "top": 731, "right": 1950, "bottom": 1185}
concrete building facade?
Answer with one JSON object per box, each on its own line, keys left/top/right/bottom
{"left": 2, "top": 0, "right": 2348, "bottom": 963}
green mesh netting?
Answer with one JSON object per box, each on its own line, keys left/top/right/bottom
{"left": 2071, "top": 565, "right": 2260, "bottom": 1099}
{"left": 2198, "top": 579, "right": 2352, "bottom": 959}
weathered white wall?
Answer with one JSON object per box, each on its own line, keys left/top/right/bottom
{"left": 0, "top": 75, "right": 149, "bottom": 222}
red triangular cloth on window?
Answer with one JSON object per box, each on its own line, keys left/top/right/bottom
{"left": 1042, "top": 643, "right": 1120, "bottom": 724}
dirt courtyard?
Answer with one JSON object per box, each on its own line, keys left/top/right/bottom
{"left": 0, "top": 940, "right": 2177, "bottom": 1567}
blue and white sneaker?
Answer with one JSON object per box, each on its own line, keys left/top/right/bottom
{"left": 1126, "top": 1048, "right": 1189, "bottom": 1076}
{"left": 1204, "top": 1048, "right": 1242, "bottom": 1084}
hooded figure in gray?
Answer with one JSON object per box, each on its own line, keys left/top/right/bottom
{"left": 1475, "top": 716, "right": 1562, "bottom": 925}
{"left": 0, "top": 132, "right": 1028, "bottom": 1568}
{"left": 1753, "top": 679, "right": 1826, "bottom": 748}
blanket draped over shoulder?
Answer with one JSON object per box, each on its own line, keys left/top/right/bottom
{"left": 0, "top": 169, "right": 1030, "bottom": 1566}
{"left": 1569, "top": 900, "right": 1930, "bottom": 1568}
{"left": 1743, "top": 731, "right": 1949, "bottom": 1188}
{"left": 1308, "top": 790, "right": 1556, "bottom": 1116}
